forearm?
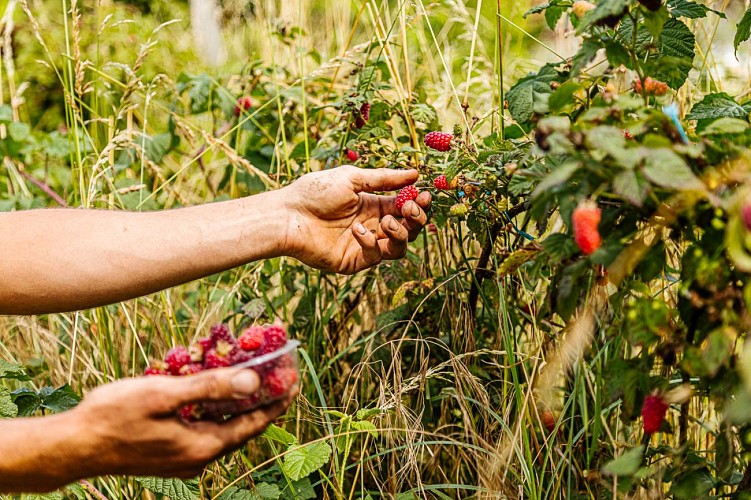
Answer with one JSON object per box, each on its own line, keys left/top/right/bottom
{"left": 0, "top": 190, "right": 289, "bottom": 315}
{"left": 0, "top": 412, "right": 90, "bottom": 493}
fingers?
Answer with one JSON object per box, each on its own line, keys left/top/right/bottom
{"left": 401, "top": 194, "right": 431, "bottom": 242}
{"left": 351, "top": 221, "right": 383, "bottom": 269}
{"left": 378, "top": 215, "right": 408, "bottom": 259}
{"left": 347, "top": 166, "right": 419, "bottom": 193}
{"left": 213, "top": 397, "right": 294, "bottom": 455}
{"left": 149, "top": 368, "right": 261, "bottom": 415}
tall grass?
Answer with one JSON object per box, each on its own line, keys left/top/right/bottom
{"left": 0, "top": 0, "right": 749, "bottom": 498}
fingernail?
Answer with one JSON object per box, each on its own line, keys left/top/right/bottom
{"left": 388, "top": 217, "right": 399, "bottom": 231}
{"left": 411, "top": 203, "right": 421, "bottom": 217}
{"left": 356, "top": 222, "right": 367, "bottom": 235}
{"left": 231, "top": 370, "right": 258, "bottom": 399}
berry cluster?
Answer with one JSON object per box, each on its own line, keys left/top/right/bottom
{"left": 145, "top": 322, "right": 298, "bottom": 421}
{"left": 634, "top": 77, "right": 668, "bottom": 96}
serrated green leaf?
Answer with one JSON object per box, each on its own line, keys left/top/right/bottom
{"left": 523, "top": 3, "right": 551, "bottom": 17}
{"left": 351, "top": 419, "right": 378, "bottom": 438}
{"left": 356, "top": 407, "right": 383, "bottom": 420}
{"left": 136, "top": 477, "right": 200, "bottom": 500}
{"left": 532, "top": 161, "right": 579, "bottom": 197}
{"left": 670, "top": 468, "right": 715, "bottom": 499}
{"left": 602, "top": 446, "right": 645, "bottom": 476}
{"left": 506, "top": 64, "right": 561, "bottom": 124}
{"left": 613, "top": 170, "right": 648, "bottom": 207}
{"left": 0, "top": 359, "right": 30, "bottom": 380}
{"left": 12, "top": 388, "right": 41, "bottom": 416}
{"left": 217, "top": 484, "right": 281, "bottom": 500}
{"left": 280, "top": 477, "right": 316, "bottom": 500}
{"left": 545, "top": 6, "right": 565, "bottom": 30}
{"left": 282, "top": 441, "right": 332, "bottom": 481}
{"left": 21, "top": 493, "right": 64, "bottom": 500}
{"left": 654, "top": 18, "right": 695, "bottom": 89}
{"left": 642, "top": 148, "right": 702, "bottom": 190}
{"left": 735, "top": 8, "right": 751, "bottom": 55}
{"left": 687, "top": 93, "right": 748, "bottom": 121}
{"left": 701, "top": 117, "right": 750, "bottom": 135}
{"left": 42, "top": 385, "right": 81, "bottom": 413}
{"left": 0, "top": 387, "right": 18, "bottom": 418}
{"left": 668, "top": 0, "right": 726, "bottom": 19}
{"left": 262, "top": 423, "right": 297, "bottom": 446}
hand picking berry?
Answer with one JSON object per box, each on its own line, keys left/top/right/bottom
{"left": 572, "top": 200, "right": 602, "bottom": 255}
{"left": 424, "top": 131, "right": 453, "bottom": 152}
{"left": 433, "top": 175, "right": 449, "bottom": 190}
{"left": 395, "top": 185, "right": 419, "bottom": 210}
{"left": 642, "top": 394, "right": 669, "bottom": 434}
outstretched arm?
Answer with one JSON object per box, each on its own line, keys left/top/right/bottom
{"left": 0, "top": 166, "right": 430, "bottom": 315}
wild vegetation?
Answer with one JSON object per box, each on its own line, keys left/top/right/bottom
{"left": 1, "top": 0, "right": 751, "bottom": 498}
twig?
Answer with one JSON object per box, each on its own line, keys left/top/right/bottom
{"left": 18, "top": 169, "right": 68, "bottom": 207}
{"left": 79, "top": 479, "right": 108, "bottom": 500}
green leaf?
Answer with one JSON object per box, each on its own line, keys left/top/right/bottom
{"left": 654, "top": 18, "right": 696, "bottom": 89}
{"left": 8, "top": 121, "right": 30, "bottom": 142}
{"left": 548, "top": 81, "right": 584, "bottom": 112}
{"left": 545, "top": 6, "right": 566, "bottom": 30}
{"left": 282, "top": 441, "right": 332, "bottom": 481}
{"left": 351, "top": 419, "right": 378, "bottom": 438}
{"left": 667, "top": 0, "right": 726, "bottom": 19}
{"left": 532, "top": 161, "right": 579, "bottom": 197}
{"left": 12, "top": 388, "right": 41, "bottom": 416}
{"left": 506, "top": 64, "right": 562, "bottom": 124}
{"left": 700, "top": 117, "right": 750, "bottom": 135}
{"left": 701, "top": 327, "right": 734, "bottom": 377}
{"left": 136, "top": 477, "right": 200, "bottom": 500}
{"left": 217, "top": 484, "right": 281, "bottom": 500}
{"left": 670, "top": 468, "right": 715, "bottom": 499}
{"left": 580, "top": 0, "right": 629, "bottom": 31}
{"left": 262, "top": 423, "right": 297, "bottom": 446}
{"left": 42, "top": 385, "right": 81, "bottom": 413}
{"left": 602, "top": 446, "right": 645, "bottom": 476}
{"left": 641, "top": 148, "right": 702, "bottom": 190}
{"left": 687, "top": 92, "right": 748, "bottom": 121}
{"left": 0, "top": 104, "right": 12, "bottom": 122}
{"left": 0, "top": 359, "right": 30, "bottom": 380}
{"left": 571, "top": 38, "right": 602, "bottom": 76}
{"left": 280, "top": 478, "right": 316, "bottom": 500}
{"left": 735, "top": 8, "right": 751, "bottom": 55}
{"left": 613, "top": 170, "right": 649, "bottom": 207}
{"left": 0, "top": 387, "right": 18, "bottom": 418}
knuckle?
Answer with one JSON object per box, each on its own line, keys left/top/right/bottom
{"left": 192, "top": 372, "right": 225, "bottom": 400}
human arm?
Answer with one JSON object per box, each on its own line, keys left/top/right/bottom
{"left": 0, "top": 166, "right": 430, "bottom": 315}
{"left": 0, "top": 367, "right": 293, "bottom": 493}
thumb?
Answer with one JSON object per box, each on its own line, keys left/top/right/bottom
{"left": 348, "top": 166, "right": 418, "bottom": 193}
{"left": 160, "top": 368, "right": 261, "bottom": 410}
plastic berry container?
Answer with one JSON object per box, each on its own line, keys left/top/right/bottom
{"left": 199, "top": 340, "right": 301, "bottom": 421}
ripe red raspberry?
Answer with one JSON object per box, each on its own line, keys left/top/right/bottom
{"left": 230, "top": 350, "right": 252, "bottom": 365}
{"left": 642, "top": 394, "right": 669, "bottom": 434}
{"left": 256, "top": 325, "right": 289, "bottom": 356}
{"left": 239, "top": 326, "right": 265, "bottom": 351}
{"left": 346, "top": 149, "right": 360, "bottom": 162}
{"left": 144, "top": 361, "right": 168, "bottom": 376}
{"left": 234, "top": 95, "right": 253, "bottom": 116}
{"left": 634, "top": 77, "right": 668, "bottom": 96}
{"left": 179, "top": 363, "right": 203, "bottom": 376}
{"left": 197, "top": 337, "right": 214, "bottom": 351}
{"left": 424, "top": 131, "right": 453, "bottom": 152}
{"left": 204, "top": 348, "right": 232, "bottom": 369}
{"left": 265, "top": 367, "right": 299, "bottom": 398}
{"left": 164, "top": 346, "right": 191, "bottom": 375}
{"left": 210, "top": 324, "right": 235, "bottom": 345}
{"left": 433, "top": 175, "right": 449, "bottom": 190}
{"left": 395, "top": 185, "right": 419, "bottom": 211}
{"left": 572, "top": 200, "right": 602, "bottom": 255}
{"left": 623, "top": 130, "right": 634, "bottom": 141}
{"left": 355, "top": 102, "right": 371, "bottom": 128}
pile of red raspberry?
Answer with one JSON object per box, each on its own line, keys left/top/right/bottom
{"left": 145, "top": 322, "right": 299, "bottom": 421}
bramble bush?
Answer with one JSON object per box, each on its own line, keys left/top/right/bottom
{"left": 2, "top": 0, "right": 751, "bottom": 498}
